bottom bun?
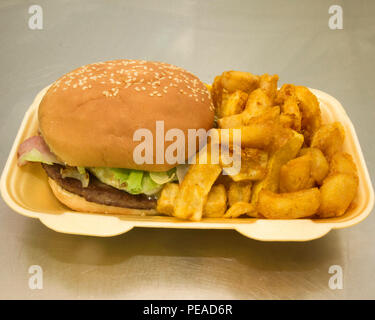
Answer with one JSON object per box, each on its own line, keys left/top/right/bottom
{"left": 48, "top": 178, "right": 158, "bottom": 216}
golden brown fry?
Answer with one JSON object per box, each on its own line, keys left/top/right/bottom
{"left": 267, "top": 125, "right": 295, "bottom": 154}
{"left": 243, "top": 105, "right": 280, "bottom": 126}
{"left": 156, "top": 183, "right": 180, "bottom": 216}
{"left": 251, "top": 130, "right": 304, "bottom": 203}
{"left": 243, "top": 88, "right": 272, "bottom": 118}
{"left": 217, "top": 90, "right": 277, "bottom": 128}
{"left": 275, "top": 84, "right": 296, "bottom": 105}
{"left": 317, "top": 152, "right": 359, "bottom": 218}
{"left": 221, "top": 71, "right": 259, "bottom": 93}
{"left": 228, "top": 181, "right": 252, "bottom": 206}
{"left": 224, "top": 202, "right": 257, "bottom": 218}
{"left": 279, "top": 154, "right": 314, "bottom": 193}
{"left": 276, "top": 85, "right": 321, "bottom": 144}
{"left": 217, "top": 113, "right": 243, "bottom": 128}
{"left": 329, "top": 152, "right": 357, "bottom": 178}
{"left": 227, "top": 148, "right": 268, "bottom": 181}
{"left": 259, "top": 73, "right": 279, "bottom": 102}
{"left": 217, "top": 106, "right": 279, "bottom": 129}
{"left": 280, "top": 96, "right": 302, "bottom": 132}
{"left": 216, "top": 124, "right": 275, "bottom": 150}
{"left": 240, "top": 123, "right": 275, "bottom": 149}
{"left": 311, "top": 122, "right": 345, "bottom": 159}
{"left": 257, "top": 188, "right": 320, "bottom": 219}
{"left": 207, "top": 70, "right": 358, "bottom": 221}
{"left": 203, "top": 184, "right": 227, "bottom": 218}
{"left": 211, "top": 75, "right": 223, "bottom": 111}
{"left": 173, "top": 162, "right": 222, "bottom": 221}
{"left": 217, "top": 90, "right": 248, "bottom": 118}
{"left": 318, "top": 173, "right": 358, "bottom": 218}
{"left": 299, "top": 147, "right": 329, "bottom": 185}
{"left": 294, "top": 86, "right": 322, "bottom": 145}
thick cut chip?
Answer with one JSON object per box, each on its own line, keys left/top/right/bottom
{"left": 251, "top": 130, "right": 304, "bottom": 203}
{"left": 329, "top": 152, "right": 357, "bottom": 178}
{"left": 212, "top": 71, "right": 258, "bottom": 115}
{"left": 173, "top": 161, "right": 222, "bottom": 221}
{"left": 268, "top": 126, "right": 297, "bottom": 154}
{"left": 280, "top": 96, "right": 302, "bottom": 132}
{"left": 257, "top": 188, "right": 320, "bottom": 219}
{"left": 318, "top": 173, "right": 358, "bottom": 218}
{"left": 294, "top": 86, "right": 322, "bottom": 145}
{"left": 156, "top": 183, "right": 180, "bottom": 216}
{"left": 275, "top": 84, "right": 296, "bottom": 105}
{"left": 217, "top": 107, "right": 279, "bottom": 129}
{"left": 242, "top": 105, "right": 280, "bottom": 127}
{"left": 226, "top": 148, "right": 268, "bottom": 181}
{"left": 243, "top": 88, "right": 272, "bottom": 118}
{"left": 221, "top": 71, "right": 259, "bottom": 93}
{"left": 224, "top": 202, "right": 257, "bottom": 218}
{"left": 212, "top": 75, "right": 223, "bottom": 111}
{"left": 217, "top": 90, "right": 248, "bottom": 118}
{"left": 317, "top": 152, "right": 358, "bottom": 218}
{"left": 217, "top": 113, "right": 243, "bottom": 129}
{"left": 279, "top": 154, "right": 314, "bottom": 193}
{"left": 228, "top": 181, "right": 252, "bottom": 206}
{"left": 216, "top": 124, "right": 274, "bottom": 150}
{"left": 156, "top": 183, "right": 179, "bottom": 216}
{"left": 217, "top": 90, "right": 276, "bottom": 128}
{"left": 203, "top": 184, "right": 227, "bottom": 218}
{"left": 311, "top": 122, "right": 345, "bottom": 159}
{"left": 240, "top": 123, "right": 275, "bottom": 149}
{"left": 276, "top": 85, "right": 321, "bottom": 145}
{"left": 299, "top": 147, "right": 329, "bottom": 185}
{"left": 259, "top": 73, "right": 279, "bottom": 102}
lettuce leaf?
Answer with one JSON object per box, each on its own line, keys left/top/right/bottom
{"left": 88, "top": 167, "right": 144, "bottom": 195}
{"left": 126, "top": 170, "right": 144, "bottom": 194}
{"left": 88, "top": 167, "right": 177, "bottom": 195}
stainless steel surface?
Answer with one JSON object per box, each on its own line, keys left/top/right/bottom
{"left": 0, "top": 0, "right": 374, "bottom": 299}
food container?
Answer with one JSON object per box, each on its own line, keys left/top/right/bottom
{"left": 1, "top": 85, "right": 374, "bottom": 241}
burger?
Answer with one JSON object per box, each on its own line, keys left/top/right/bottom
{"left": 17, "top": 60, "right": 214, "bottom": 215}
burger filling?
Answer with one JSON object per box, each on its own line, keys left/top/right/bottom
{"left": 17, "top": 136, "right": 178, "bottom": 202}
{"left": 42, "top": 164, "right": 156, "bottom": 209}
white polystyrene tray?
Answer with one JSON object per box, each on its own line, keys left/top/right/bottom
{"left": 1, "top": 85, "right": 374, "bottom": 241}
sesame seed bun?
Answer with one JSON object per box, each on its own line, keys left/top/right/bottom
{"left": 48, "top": 178, "right": 158, "bottom": 216}
{"left": 38, "top": 60, "right": 214, "bottom": 171}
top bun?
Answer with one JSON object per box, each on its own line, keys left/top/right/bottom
{"left": 38, "top": 60, "right": 214, "bottom": 171}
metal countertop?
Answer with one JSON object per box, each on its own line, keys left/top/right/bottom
{"left": 0, "top": 0, "right": 374, "bottom": 299}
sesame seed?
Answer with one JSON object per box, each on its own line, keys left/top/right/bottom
{"left": 51, "top": 60, "right": 210, "bottom": 104}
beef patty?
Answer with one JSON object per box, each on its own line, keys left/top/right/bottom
{"left": 42, "top": 164, "right": 157, "bottom": 210}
